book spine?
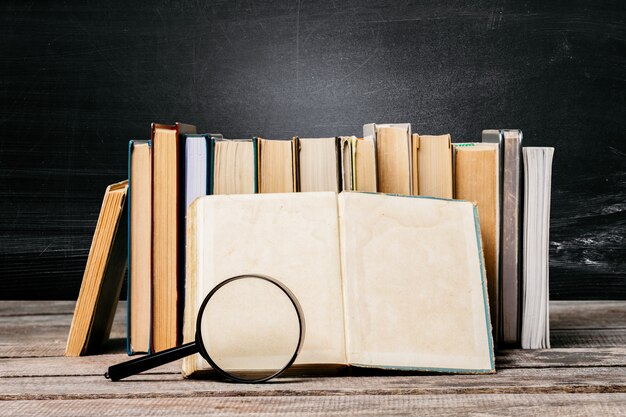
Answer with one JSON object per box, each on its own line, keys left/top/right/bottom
{"left": 292, "top": 137, "right": 299, "bottom": 192}
{"left": 127, "top": 140, "right": 152, "bottom": 355}
{"left": 253, "top": 137, "right": 259, "bottom": 193}
{"left": 209, "top": 137, "right": 216, "bottom": 195}
{"left": 127, "top": 141, "right": 134, "bottom": 356}
{"left": 334, "top": 137, "right": 342, "bottom": 192}
{"left": 205, "top": 135, "right": 211, "bottom": 196}
{"left": 151, "top": 124, "right": 179, "bottom": 352}
{"left": 501, "top": 131, "right": 523, "bottom": 345}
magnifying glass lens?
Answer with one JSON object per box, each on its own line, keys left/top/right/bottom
{"left": 198, "top": 276, "right": 301, "bottom": 381}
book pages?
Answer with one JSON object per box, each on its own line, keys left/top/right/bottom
{"left": 212, "top": 140, "right": 256, "bottom": 195}
{"left": 413, "top": 134, "right": 453, "bottom": 199}
{"left": 183, "top": 192, "right": 347, "bottom": 375}
{"left": 375, "top": 127, "right": 411, "bottom": 195}
{"left": 453, "top": 143, "right": 500, "bottom": 339}
{"left": 521, "top": 147, "right": 554, "bottom": 349}
{"left": 298, "top": 137, "right": 339, "bottom": 192}
{"left": 339, "top": 192, "right": 493, "bottom": 372}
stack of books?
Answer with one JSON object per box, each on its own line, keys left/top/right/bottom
{"left": 66, "top": 121, "right": 554, "bottom": 362}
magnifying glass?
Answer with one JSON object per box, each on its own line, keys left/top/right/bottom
{"left": 105, "top": 274, "right": 305, "bottom": 383}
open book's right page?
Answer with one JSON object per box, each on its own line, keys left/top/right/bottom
{"left": 339, "top": 192, "right": 494, "bottom": 373}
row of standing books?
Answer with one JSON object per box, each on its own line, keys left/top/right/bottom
{"left": 64, "top": 122, "right": 554, "bottom": 357}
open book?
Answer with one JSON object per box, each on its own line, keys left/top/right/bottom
{"left": 183, "top": 192, "right": 494, "bottom": 375}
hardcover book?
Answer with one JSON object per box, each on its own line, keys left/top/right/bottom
{"left": 453, "top": 142, "right": 500, "bottom": 340}
{"left": 210, "top": 137, "right": 257, "bottom": 195}
{"left": 151, "top": 122, "right": 196, "bottom": 352}
{"left": 66, "top": 180, "right": 128, "bottom": 356}
{"left": 340, "top": 136, "right": 376, "bottom": 192}
{"left": 183, "top": 192, "right": 494, "bottom": 376}
{"left": 257, "top": 137, "right": 298, "bottom": 193}
{"left": 363, "top": 123, "right": 412, "bottom": 195}
{"left": 184, "top": 134, "right": 210, "bottom": 209}
{"left": 483, "top": 129, "right": 523, "bottom": 345}
{"left": 127, "top": 141, "right": 151, "bottom": 354}
{"left": 412, "top": 133, "right": 453, "bottom": 199}
{"left": 298, "top": 137, "right": 340, "bottom": 192}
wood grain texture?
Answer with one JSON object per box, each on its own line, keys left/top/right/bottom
{"left": 551, "top": 329, "right": 626, "bottom": 348}
{"left": 0, "top": 301, "right": 125, "bottom": 358}
{"left": 496, "top": 347, "right": 626, "bottom": 369}
{"left": 1, "top": 301, "right": 626, "bottom": 415}
{"left": 4, "top": 347, "right": 626, "bottom": 378}
{"left": 2, "top": 367, "right": 626, "bottom": 400}
{"left": 2, "top": 394, "right": 626, "bottom": 417}
{"left": 0, "top": 301, "right": 74, "bottom": 317}
{"left": 0, "top": 1, "right": 624, "bottom": 299}
{"left": 5, "top": 391, "right": 622, "bottom": 416}
{"left": 551, "top": 300, "right": 626, "bottom": 328}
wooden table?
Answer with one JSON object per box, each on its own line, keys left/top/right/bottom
{"left": 1, "top": 301, "right": 625, "bottom": 416}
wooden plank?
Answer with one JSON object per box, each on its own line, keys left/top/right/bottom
{"left": 497, "top": 347, "right": 626, "bottom": 369}
{"left": 0, "top": 302, "right": 126, "bottom": 358}
{"left": 552, "top": 329, "right": 626, "bottom": 348}
{"left": 1, "top": 300, "right": 626, "bottom": 415}
{"left": 0, "top": 343, "right": 74, "bottom": 359}
{"left": 2, "top": 394, "right": 626, "bottom": 417}
{"left": 551, "top": 301, "right": 626, "bottom": 329}
{"left": 0, "top": 300, "right": 75, "bottom": 317}
{"left": 3, "top": 347, "right": 626, "bottom": 378}
{"left": 1, "top": 367, "right": 625, "bottom": 400}
{"left": 0, "top": 338, "right": 127, "bottom": 359}
{"left": 0, "top": 354, "right": 181, "bottom": 377}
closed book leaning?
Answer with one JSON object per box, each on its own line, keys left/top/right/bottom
{"left": 127, "top": 141, "right": 152, "bottom": 354}
{"left": 66, "top": 180, "right": 129, "bottom": 356}
{"left": 151, "top": 122, "right": 196, "bottom": 352}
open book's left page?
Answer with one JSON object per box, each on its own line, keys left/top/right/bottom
{"left": 183, "top": 192, "right": 347, "bottom": 376}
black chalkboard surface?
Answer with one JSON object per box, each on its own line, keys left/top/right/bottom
{"left": 1, "top": 1, "right": 624, "bottom": 300}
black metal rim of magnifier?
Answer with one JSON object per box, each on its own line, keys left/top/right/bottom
{"left": 104, "top": 274, "right": 305, "bottom": 383}
{"left": 195, "top": 274, "right": 306, "bottom": 384}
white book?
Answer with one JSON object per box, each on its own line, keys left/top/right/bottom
{"left": 185, "top": 135, "right": 210, "bottom": 209}
{"left": 521, "top": 147, "right": 554, "bottom": 349}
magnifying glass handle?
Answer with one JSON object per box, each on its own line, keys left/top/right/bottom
{"left": 105, "top": 342, "right": 198, "bottom": 381}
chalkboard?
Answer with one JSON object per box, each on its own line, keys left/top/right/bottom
{"left": 1, "top": 1, "right": 624, "bottom": 299}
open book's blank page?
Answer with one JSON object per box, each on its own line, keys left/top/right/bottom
{"left": 339, "top": 192, "right": 494, "bottom": 372}
{"left": 187, "top": 192, "right": 346, "bottom": 373}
